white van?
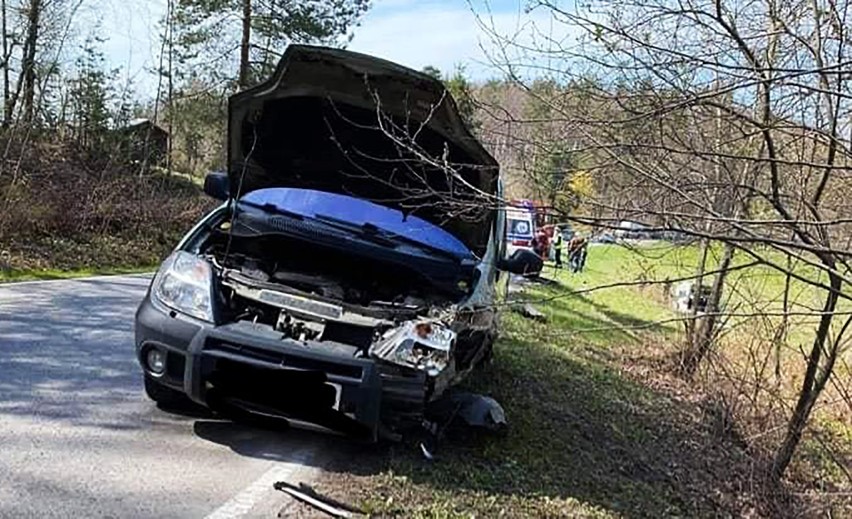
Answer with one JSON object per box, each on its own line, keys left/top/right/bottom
{"left": 505, "top": 206, "right": 536, "bottom": 257}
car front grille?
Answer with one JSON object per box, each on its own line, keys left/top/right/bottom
{"left": 205, "top": 339, "right": 364, "bottom": 380}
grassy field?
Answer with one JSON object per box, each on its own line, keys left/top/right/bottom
{"left": 611, "top": 242, "right": 832, "bottom": 343}
{"left": 303, "top": 243, "right": 852, "bottom": 518}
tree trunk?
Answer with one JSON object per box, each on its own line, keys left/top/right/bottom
{"left": 166, "top": 0, "right": 174, "bottom": 175}
{"left": 2, "top": 0, "right": 8, "bottom": 125}
{"left": 238, "top": 0, "right": 252, "bottom": 89}
{"left": 682, "top": 242, "right": 735, "bottom": 375}
{"left": 771, "top": 271, "right": 841, "bottom": 481}
{"left": 774, "top": 251, "right": 793, "bottom": 383}
{"left": 682, "top": 238, "right": 709, "bottom": 355}
{"left": 21, "top": 0, "right": 42, "bottom": 123}
{"left": 7, "top": 58, "right": 24, "bottom": 125}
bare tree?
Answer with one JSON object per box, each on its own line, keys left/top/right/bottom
{"left": 476, "top": 0, "right": 852, "bottom": 485}
{"left": 2, "top": 0, "right": 10, "bottom": 123}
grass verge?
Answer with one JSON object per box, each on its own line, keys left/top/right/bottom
{"left": 0, "top": 232, "right": 175, "bottom": 283}
{"left": 0, "top": 264, "right": 155, "bottom": 283}
{"left": 303, "top": 245, "right": 785, "bottom": 518}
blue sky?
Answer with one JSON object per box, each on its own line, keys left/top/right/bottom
{"left": 348, "top": 0, "right": 533, "bottom": 78}
{"left": 96, "top": 0, "right": 567, "bottom": 97}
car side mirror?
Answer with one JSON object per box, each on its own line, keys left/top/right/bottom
{"left": 497, "top": 249, "right": 543, "bottom": 276}
{"left": 204, "top": 172, "right": 230, "bottom": 201}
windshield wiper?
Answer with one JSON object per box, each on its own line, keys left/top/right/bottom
{"left": 308, "top": 214, "right": 399, "bottom": 247}
{"left": 238, "top": 200, "right": 304, "bottom": 219}
{"left": 241, "top": 205, "right": 397, "bottom": 247}
{"left": 238, "top": 202, "right": 373, "bottom": 241}
{"left": 313, "top": 214, "right": 461, "bottom": 261}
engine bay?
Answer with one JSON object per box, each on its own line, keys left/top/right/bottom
{"left": 209, "top": 231, "right": 459, "bottom": 302}
{"left": 199, "top": 231, "right": 463, "bottom": 364}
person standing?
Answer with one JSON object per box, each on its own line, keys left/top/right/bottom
{"left": 568, "top": 234, "right": 588, "bottom": 273}
{"left": 554, "top": 228, "right": 564, "bottom": 268}
{"left": 533, "top": 228, "right": 547, "bottom": 258}
{"left": 576, "top": 238, "right": 588, "bottom": 272}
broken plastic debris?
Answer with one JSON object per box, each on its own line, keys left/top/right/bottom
{"left": 274, "top": 481, "right": 363, "bottom": 518}
{"left": 427, "top": 391, "right": 508, "bottom": 433}
{"left": 455, "top": 393, "right": 508, "bottom": 432}
{"left": 419, "top": 442, "right": 435, "bottom": 461}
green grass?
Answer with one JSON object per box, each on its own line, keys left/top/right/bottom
{"left": 308, "top": 243, "right": 851, "bottom": 517}
{"left": 0, "top": 264, "right": 155, "bottom": 283}
{"left": 0, "top": 232, "right": 177, "bottom": 282}
{"left": 559, "top": 242, "right": 832, "bottom": 347}
{"left": 314, "top": 244, "right": 769, "bottom": 517}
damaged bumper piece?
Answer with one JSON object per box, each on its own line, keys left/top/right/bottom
{"left": 137, "top": 300, "right": 434, "bottom": 441}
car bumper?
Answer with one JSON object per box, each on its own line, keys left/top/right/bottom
{"left": 135, "top": 295, "right": 428, "bottom": 441}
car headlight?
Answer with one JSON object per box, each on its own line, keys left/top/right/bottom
{"left": 152, "top": 251, "right": 215, "bottom": 322}
{"left": 370, "top": 321, "right": 456, "bottom": 376}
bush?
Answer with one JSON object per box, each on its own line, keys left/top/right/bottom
{"left": 0, "top": 139, "right": 214, "bottom": 272}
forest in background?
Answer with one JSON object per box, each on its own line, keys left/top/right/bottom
{"left": 0, "top": 0, "right": 372, "bottom": 273}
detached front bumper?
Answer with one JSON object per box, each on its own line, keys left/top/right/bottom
{"left": 135, "top": 296, "right": 428, "bottom": 441}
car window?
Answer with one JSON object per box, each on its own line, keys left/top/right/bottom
{"left": 508, "top": 219, "right": 533, "bottom": 236}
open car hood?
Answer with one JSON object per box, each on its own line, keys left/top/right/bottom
{"left": 228, "top": 45, "right": 499, "bottom": 257}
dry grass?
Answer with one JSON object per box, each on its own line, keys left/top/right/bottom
{"left": 0, "top": 139, "right": 213, "bottom": 275}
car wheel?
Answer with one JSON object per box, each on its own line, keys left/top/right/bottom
{"left": 144, "top": 375, "right": 190, "bottom": 408}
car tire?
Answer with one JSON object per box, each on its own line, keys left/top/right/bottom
{"left": 144, "top": 375, "right": 190, "bottom": 408}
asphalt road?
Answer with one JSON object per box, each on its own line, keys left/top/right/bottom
{"left": 0, "top": 275, "right": 340, "bottom": 518}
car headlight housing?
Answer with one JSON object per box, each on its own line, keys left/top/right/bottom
{"left": 152, "top": 251, "right": 215, "bottom": 322}
{"left": 370, "top": 321, "right": 456, "bottom": 376}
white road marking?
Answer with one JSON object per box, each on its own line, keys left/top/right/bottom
{"left": 204, "top": 449, "right": 315, "bottom": 519}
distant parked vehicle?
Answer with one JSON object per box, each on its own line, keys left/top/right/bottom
{"left": 506, "top": 206, "right": 537, "bottom": 257}
{"left": 592, "top": 232, "right": 616, "bottom": 244}
{"left": 615, "top": 220, "right": 652, "bottom": 240}
{"left": 661, "top": 230, "right": 691, "bottom": 243}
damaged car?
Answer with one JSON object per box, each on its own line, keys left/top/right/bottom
{"left": 134, "top": 45, "right": 540, "bottom": 441}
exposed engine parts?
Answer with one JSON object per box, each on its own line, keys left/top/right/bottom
{"left": 206, "top": 234, "right": 450, "bottom": 312}
{"left": 275, "top": 311, "right": 323, "bottom": 342}
{"left": 201, "top": 234, "right": 463, "bottom": 383}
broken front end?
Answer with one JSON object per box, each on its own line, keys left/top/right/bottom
{"left": 136, "top": 44, "right": 502, "bottom": 440}
{"left": 137, "top": 190, "right": 497, "bottom": 441}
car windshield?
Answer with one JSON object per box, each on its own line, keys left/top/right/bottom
{"left": 508, "top": 218, "right": 533, "bottom": 237}
{"left": 240, "top": 188, "right": 473, "bottom": 258}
